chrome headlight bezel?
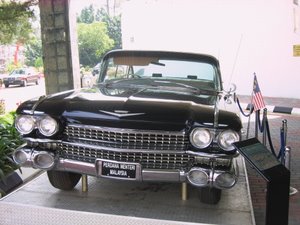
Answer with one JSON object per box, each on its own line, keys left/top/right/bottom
{"left": 189, "top": 128, "right": 213, "bottom": 149}
{"left": 38, "top": 116, "right": 59, "bottom": 137}
{"left": 15, "top": 115, "right": 36, "bottom": 135}
{"left": 217, "top": 129, "right": 240, "bottom": 151}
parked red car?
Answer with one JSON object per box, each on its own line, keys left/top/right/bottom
{"left": 3, "top": 68, "right": 40, "bottom": 88}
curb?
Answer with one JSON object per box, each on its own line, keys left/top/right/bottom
{"left": 16, "top": 168, "right": 43, "bottom": 184}
{"left": 240, "top": 103, "right": 300, "bottom": 116}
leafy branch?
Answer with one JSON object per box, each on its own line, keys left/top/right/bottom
{"left": 0, "top": 0, "right": 38, "bottom": 44}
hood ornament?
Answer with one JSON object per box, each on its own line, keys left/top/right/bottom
{"left": 100, "top": 110, "right": 145, "bottom": 118}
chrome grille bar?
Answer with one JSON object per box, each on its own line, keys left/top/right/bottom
{"left": 64, "top": 124, "right": 189, "bottom": 151}
{"left": 58, "top": 142, "right": 192, "bottom": 169}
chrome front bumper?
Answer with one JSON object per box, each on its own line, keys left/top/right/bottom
{"left": 13, "top": 145, "right": 239, "bottom": 189}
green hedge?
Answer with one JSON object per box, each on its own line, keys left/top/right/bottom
{"left": 0, "top": 112, "right": 23, "bottom": 181}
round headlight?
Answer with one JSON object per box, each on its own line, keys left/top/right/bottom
{"left": 38, "top": 116, "right": 58, "bottom": 137}
{"left": 15, "top": 115, "right": 35, "bottom": 134}
{"left": 190, "top": 128, "right": 212, "bottom": 149}
{"left": 218, "top": 130, "right": 240, "bottom": 151}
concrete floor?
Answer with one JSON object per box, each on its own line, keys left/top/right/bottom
{"left": 0, "top": 156, "right": 254, "bottom": 225}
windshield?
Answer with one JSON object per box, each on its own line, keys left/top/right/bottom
{"left": 10, "top": 69, "right": 26, "bottom": 75}
{"left": 99, "top": 54, "right": 222, "bottom": 91}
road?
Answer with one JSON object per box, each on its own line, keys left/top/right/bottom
{"left": 0, "top": 78, "right": 46, "bottom": 113}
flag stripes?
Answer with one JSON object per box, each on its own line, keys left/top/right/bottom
{"left": 252, "top": 74, "right": 265, "bottom": 111}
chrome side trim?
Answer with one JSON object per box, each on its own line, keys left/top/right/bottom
{"left": 25, "top": 137, "right": 238, "bottom": 158}
{"left": 55, "top": 159, "right": 96, "bottom": 175}
{"left": 213, "top": 94, "right": 221, "bottom": 128}
{"left": 24, "top": 137, "right": 61, "bottom": 143}
{"left": 30, "top": 95, "right": 47, "bottom": 115}
{"left": 186, "top": 150, "right": 239, "bottom": 159}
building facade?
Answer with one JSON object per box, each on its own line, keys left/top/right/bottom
{"left": 121, "top": 0, "right": 300, "bottom": 99}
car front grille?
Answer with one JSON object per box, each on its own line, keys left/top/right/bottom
{"left": 61, "top": 125, "right": 192, "bottom": 169}
{"left": 58, "top": 142, "right": 192, "bottom": 169}
{"left": 64, "top": 125, "right": 189, "bottom": 151}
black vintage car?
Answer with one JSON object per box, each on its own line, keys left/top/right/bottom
{"left": 13, "top": 50, "right": 242, "bottom": 204}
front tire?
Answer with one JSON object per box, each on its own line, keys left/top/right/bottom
{"left": 21, "top": 80, "right": 27, "bottom": 87}
{"left": 198, "top": 187, "right": 222, "bottom": 204}
{"left": 47, "top": 170, "right": 82, "bottom": 190}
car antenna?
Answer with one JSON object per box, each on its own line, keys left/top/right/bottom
{"left": 227, "top": 34, "right": 243, "bottom": 90}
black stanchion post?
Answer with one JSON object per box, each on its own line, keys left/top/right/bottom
{"left": 255, "top": 111, "right": 258, "bottom": 138}
{"left": 281, "top": 120, "right": 287, "bottom": 164}
{"left": 262, "top": 108, "right": 267, "bottom": 145}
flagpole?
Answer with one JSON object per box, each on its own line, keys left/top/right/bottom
{"left": 246, "top": 73, "right": 257, "bottom": 139}
{"left": 246, "top": 73, "right": 265, "bottom": 139}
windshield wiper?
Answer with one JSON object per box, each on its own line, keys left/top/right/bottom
{"left": 153, "top": 80, "right": 201, "bottom": 94}
{"left": 104, "top": 78, "right": 154, "bottom": 88}
{"left": 153, "top": 80, "right": 220, "bottom": 95}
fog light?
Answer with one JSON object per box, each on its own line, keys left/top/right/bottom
{"left": 187, "top": 167, "right": 209, "bottom": 187}
{"left": 13, "top": 149, "right": 28, "bottom": 164}
{"left": 33, "top": 152, "right": 55, "bottom": 169}
{"left": 215, "top": 172, "right": 236, "bottom": 189}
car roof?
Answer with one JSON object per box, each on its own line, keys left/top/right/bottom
{"left": 102, "top": 49, "right": 220, "bottom": 67}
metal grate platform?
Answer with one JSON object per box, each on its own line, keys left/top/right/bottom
{"left": 0, "top": 156, "right": 255, "bottom": 225}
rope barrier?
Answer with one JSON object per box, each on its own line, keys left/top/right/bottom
{"left": 236, "top": 98, "right": 286, "bottom": 161}
{"left": 236, "top": 98, "right": 253, "bottom": 117}
{"left": 236, "top": 97, "right": 297, "bottom": 195}
{"left": 278, "top": 128, "right": 285, "bottom": 160}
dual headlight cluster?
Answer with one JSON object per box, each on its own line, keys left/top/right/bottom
{"left": 15, "top": 115, "right": 59, "bottom": 137}
{"left": 15, "top": 114, "right": 239, "bottom": 151}
{"left": 189, "top": 127, "right": 239, "bottom": 151}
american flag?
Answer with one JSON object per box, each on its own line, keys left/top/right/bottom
{"left": 252, "top": 74, "right": 265, "bottom": 111}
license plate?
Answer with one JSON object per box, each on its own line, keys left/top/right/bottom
{"left": 99, "top": 160, "right": 138, "bottom": 179}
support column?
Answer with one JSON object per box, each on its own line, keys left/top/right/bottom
{"left": 39, "top": 0, "right": 80, "bottom": 95}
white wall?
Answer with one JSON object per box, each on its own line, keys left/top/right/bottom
{"left": 121, "top": 0, "right": 300, "bottom": 99}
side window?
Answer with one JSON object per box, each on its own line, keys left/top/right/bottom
{"left": 106, "top": 65, "right": 128, "bottom": 80}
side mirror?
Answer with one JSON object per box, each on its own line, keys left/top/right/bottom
{"left": 224, "top": 83, "right": 237, "bottom": 104}
{"left": 228, "top": 83, "right": 237, "bottom": 93}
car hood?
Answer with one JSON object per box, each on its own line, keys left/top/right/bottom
{"left": 17, "top": 84, "right": 242, "bottom": 131}
{"left": 5, "top": 74, "right": 24, "bottom": 78}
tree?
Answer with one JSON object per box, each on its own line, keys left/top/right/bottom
{"left": 24, "top": 37, "right": 43, "bottom": 68}
{"left": 95, "top": 8, "right": 122, "bottom": 49}
{"left": 78, "top": 5, "right": 122, "bottom": 49}
{"left": 77, "top": 22, "right": 114, "bottom": 67}
{"left": 0, "top": 0, "right": 37, "bottom": 45}
{"left": 77, "top": 4, "right": 95, "bottom": 24}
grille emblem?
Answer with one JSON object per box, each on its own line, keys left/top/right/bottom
{"left": 100, "top": 110, "right": 145, "bottom": 118}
